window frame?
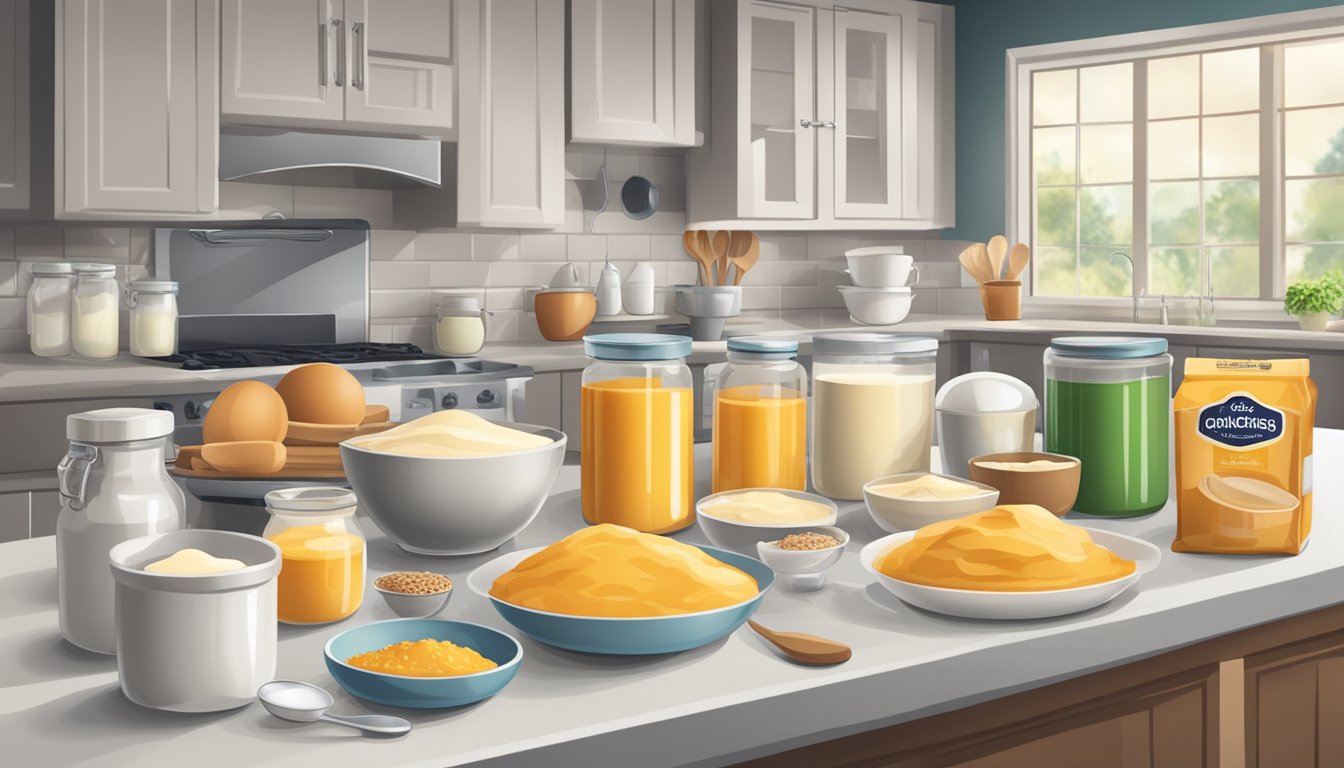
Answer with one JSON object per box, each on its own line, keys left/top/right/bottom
{"left": 1006, "top": 6, "right": 1344, "bottom": 316}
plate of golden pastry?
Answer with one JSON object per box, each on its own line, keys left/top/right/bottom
{"left": 859, "top": 505, "right": 1161, "bottom": 620}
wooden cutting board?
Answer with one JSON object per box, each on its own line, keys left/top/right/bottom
{"left": 174, "top": 444, "right": 346, "bottom": 477}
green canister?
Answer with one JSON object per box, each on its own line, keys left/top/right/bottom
{"left": 1044, "top": 337, "right": 1172, "bottom": 517}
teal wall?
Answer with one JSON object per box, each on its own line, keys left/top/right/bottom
{"left": 946, "top": 0, "right": 1344, "bottom": 241}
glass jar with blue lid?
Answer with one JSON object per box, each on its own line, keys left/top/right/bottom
{"left": 1044, "top": 336, "right": 1172, "bottom": 517}
{"left": 581, "top": 333, "right": 695, "bottom": 533}
{"left": 713, "top": 337, "right": 808, "bottom": 493}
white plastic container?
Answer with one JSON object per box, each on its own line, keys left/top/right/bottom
{"left": 596, "top": 259, "right": 622, "bottom": 316}
{"left": 623, "top": 263, "right": 655, "bottom": 316}
{"left": 27, "top": 262, "right": 74, "bottom": 357}
{"left": 109, "top": 529, "right": 280, "bottom": 712}
{"left": 125, "top": 280, "right": 178, "bottom": 357}
{"left": 57, "top": 408, "right": 185, "bottom": 654}
{"left": 71, "top": 263, "right": 119, "bottom": 360}
{"left": 434, "top": 294, "right": 488, "bottom": 356}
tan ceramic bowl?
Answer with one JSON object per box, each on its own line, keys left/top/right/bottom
{"left": 535, "top": 288, "right": 597, "bottom": 341}
{"left": 967, "top": 451, "right": 1081, "bottom": 516}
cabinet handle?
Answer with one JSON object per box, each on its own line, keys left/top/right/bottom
{"left": 353, "top": 21, "right": 365, "bottom": 91}
{"left": 799, "top": 118, "right": 837, "bottom": 129}
{"left": 333, "top": 19, "right": 345, "bottom": 87}
{"left": 319, "top": 22, "right": 328, "bottom": 85}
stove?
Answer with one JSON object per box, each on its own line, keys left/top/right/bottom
{"left": 158, "top": 342, "right": 437, "bottom": 370}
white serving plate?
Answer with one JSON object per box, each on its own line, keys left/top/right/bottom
{"left": 859, "top": 528, "right": 1161, "bottom": 620}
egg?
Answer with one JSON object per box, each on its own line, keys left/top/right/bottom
{"left": 276, "top": 363, "right": 366, "bottom": 426}
{"left": 203, "top": 381, "right": 288, "bottom": 444}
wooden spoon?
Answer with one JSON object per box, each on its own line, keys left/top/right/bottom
{"left": 713, "top": 230, "right": 732, "bottom": 286}
{"left": 1007, "top": 242, "right": 1030, "bottom": 280}
{"left": 987, "top": 235, "right": 1008, "bottom": 280}
{"left": 959, "top": 244, "right": 993, "bottom": 285}
{"left": 729, "top": 232, "right": 760, "bottom": 286}
{"left": 747, "top": 620, "right": 852, "bottom": 666}
{"left": 684, "top": 230, "right": 714, "bottom": 286}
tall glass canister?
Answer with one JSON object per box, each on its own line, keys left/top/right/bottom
{"left": 581, "top": 333, "right": 694, "bottom": 533}
{"left": 72, "top": 263, "right": 119, "bottom": 360}
{"left": 712, "top": 337, "right": 808, "bottom": 492}
{"left": 28, "top": 262, "right": 75, "bottom": 357}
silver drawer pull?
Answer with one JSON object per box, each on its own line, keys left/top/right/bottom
{"left": 799, "top": 118, "right": 837, "bottom": 129}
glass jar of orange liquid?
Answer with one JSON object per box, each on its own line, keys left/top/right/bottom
{"left": 712, "top": 337, "right": 807, "bottom": 493}
{"left": 263, "top": 487, "right": 366, "bottom": 624}
{"left": 581, "top": 333, "right": 694, "bottom": 533}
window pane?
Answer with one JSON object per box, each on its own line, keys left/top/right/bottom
{"left": 1209, "top": 246, "right": 1259, "bottom": 297}
{"left": 1287, "top": 244, "right": 1344, "bottom": 283}
{"left": 1150, "top": 247, "right": 1200, "bottom": 295}
{"left": 1150, "top": 182, "right": 1200, "bottom": 245}
{"left": 1285, "top": 40, "right": 1344, "bottom": 108}
{"left": 1034, "top": 246, "right": 1076, "bottom": 296}
{"left": 1202, "top": 114, "right": 1259, "bottom": 178}
{"left": 1148, "top": 55, "right": 1199, "bottom": 119}
{"left": 1286, "top": 177, "right": 1344, "bottom": 242}
{"left": 1149, "top": 119, "right": 1199, "bottom": 180}
{"left": 1080, "top": 247, "right": 1131, "bottom": 297}
{"left": 1079, "top": 124, "right": 1132, "bottom": 183}
{"left": 1080, "top": 63, "right": 1132, "bottom": 123}
{"left": 1202, "top": 48, "right": 1259, "bottom": 114}
{"left": 1203, "top": 180, "right": 1259, "bottom": 245}
{"left": 1080, "top": 185, "right": 1132, "bottom": 245}
{"left": 1036, "top": 187, "right": 1076, "bottom": 246}
{"left": 1033, "top": 126, "right": 1076, "bottom": 185}
{"left": 1285, "top": 106, "right": 1344, "bottom": 177}
{"left": 1033, "top": 69, "right": 1077, "bottom": 125}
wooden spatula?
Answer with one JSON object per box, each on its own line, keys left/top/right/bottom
{"left": 684, "top": 230, "right": 714, "bottom": 286}
{"left": 959, "top": 243, "right": 992, "bottom": 285}
{"left": 1007, "top": 242, "right": 1030, "bottom": 280}
{"left": 987, "top": 235, "right": 1008, "bottom": 280}
{"left": 729, "top": 231, "right": 760, "bottom": 286}
{"left": 713, "top": 230, "right": 731, "bottom": 286}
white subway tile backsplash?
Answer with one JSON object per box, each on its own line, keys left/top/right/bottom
{"left": 15, "top": 228, "right": 62, "bottom": 261}
{"left": 293, "top": 186, "right": 394, "bottom": 228}
{"left": 485, "top": 287, "right": 525, "bottom": 311}
{"left": 0, "top": 262, "right": 17, "bottom": 297}
{"left": 649, "top": 234, "right": 683, "bottom": 262}
{"left": 666, "top": 261, "right": 699, "bottom": 286}
{"left": 938, "top": 288, "right": 986, "bottom": 316}
{"left": 371, "top": 229, "right": 416, "bottom": 261}
{"left": 0, "top": 329, "right": 25, "bottom": 352}
{"left": 371, "top": 262, "right": 432, "bottom": 290}
{"left": 781, "top": 285, "right": 845, "bottom": 310}
{"left": 605, "top": 234, "right": 650, "bottom": 261}
{"left": 566, "top": 234, "right": 607, "bottom": 261}
{"left": 369, "top": 322, "right": 397, "bottom": 343}
{"left": 741, "top": 261, "right": 817, "bottom": 286}
{"left": 520, "top": 233, "right": 567, "bottom": 260}
{"left": 430, "top": 261, "right": 492, "bottom": 288}
{"left": 0, "top": 229, "right": 15, "bottom": 260}
{"left": 756, "top": 234, "right": 806, "bottom": 261}
{"left": 130, "top": 228, "right": 152, "bottom": 267}
{"left": 473, "top": 234, "right": 521, "bottom": 261}
{"left": 65, "top": 228, "right": 131, "bottom": 264}
{"left": 370, "top": 290, "right": 434, "bottom": 320}
{"left": 0, "top": 297, "right": 25, "bottom": 330}
{"left": 489, "top": 261, "right": 559, "bottom": 287}
{"left": 414, "top": 232, "right": 472, "bottom": 260}
{"left": 911, "top": 289, "right": 938, "bottom": 315}
{"left": 486, "top": 309, "right": 521, "bottom": 342}
{"left": 739, "top": 286, "right": 781, "bottom": 311}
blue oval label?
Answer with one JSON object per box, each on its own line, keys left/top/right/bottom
{"left": 1198, "top": 394, "right": 1284, "bottom": 448}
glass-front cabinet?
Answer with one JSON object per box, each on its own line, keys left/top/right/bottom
{"left": 744, "top": 2, "right": 816, "bottom": 218}
{"left": 833, "top": 9, "right": 902, "bottom": 219}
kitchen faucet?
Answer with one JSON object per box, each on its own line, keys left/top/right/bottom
{"left": 1109, "top": 251, "right": 1137, "bottom": 323}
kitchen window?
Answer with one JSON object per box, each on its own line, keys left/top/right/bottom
{"left": 1007, "top": 8, "right": 1344, "bottom": 307}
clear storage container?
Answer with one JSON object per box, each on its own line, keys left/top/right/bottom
{"left": 125, "top": 280, "right": 178, "bottom": 358}
{"left": 72, "top": 263, "right": 119, "bottom": 360}
{"left": 712, "top": 337, "right": 808, "bottom": 493}
{"left": 811, "top": 333, "right": 938, "bottom": 500}
{"left": 1044, "top": 336, "right": 1172, "bottom": 517}
{"left": 263, "top": 488, "right": 366, "bottom": 624}
{"left": 28, "top": 262, "right": 74, "bottom": 357}
{"left": 581, "top": 333, "right": 694, "bottom": 533}
{"left": 434, "top": 293, "right": 488, "bottom": 356}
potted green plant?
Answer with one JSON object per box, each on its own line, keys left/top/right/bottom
{"left": 1284, "top": 274, "right": 1344, "bottom": 331}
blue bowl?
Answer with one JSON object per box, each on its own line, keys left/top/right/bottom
{"left": 323, "top": 619, "right": 522, "bottom": 709}
{"left": 468, "top": 545, "right": 775, "bottom": 655}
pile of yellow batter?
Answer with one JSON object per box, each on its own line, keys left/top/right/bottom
{"left": 490, "top": 524, "right": 759, "bottom": 617}
{"left": 876, "top": 505, "right": 1135, "bottom": 591}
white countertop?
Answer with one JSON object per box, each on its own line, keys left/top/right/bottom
{"left": 3, "top": 436, "right": 1344, "bottom": 768}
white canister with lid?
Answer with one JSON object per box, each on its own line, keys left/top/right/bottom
{"left": 57, "top": 408, "right": 185, "bottom": 654}
{"left": 109, "top": 529, "right": 280, "bottom": 712}
{"left": 623, "top": 263, "right": 656, "bottom": 316}
{"left": 596, "top": 259, "right": 623, "bottom": 316}
{"left": 27, "top": 262, "right": 75, "bottom": 357}
{"left": 71, "top": 263, "right": 119, "bottom": 360}
{"left": 124, "top": 280, "right": 179, "bottom": 357}
{"left": 435, "top": 293, "right": 489, "bottom": 356}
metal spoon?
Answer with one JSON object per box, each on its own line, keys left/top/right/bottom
{"left": 747, "top": 620, "right": 852, "bottom": 665}
{"left": 258, "top": 680, "right": 412, "bottom": 736}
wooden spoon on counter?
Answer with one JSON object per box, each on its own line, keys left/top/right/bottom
{"left": 729, "top": 231, "right": 760, "bottom": 286}
{"left": 1007, "top": 242, "right": 1031, "bottom": 280}
{"left": 713, "top": 230, "right": 732, "bottom": 286}
{"left": 747, "top": 620, "right": 852, "bottom": 665}
{"left": 684, "top": 230, "right": 715, "bottom": 286}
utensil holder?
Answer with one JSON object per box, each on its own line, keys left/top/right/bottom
{"left": 981, "top": 280, "right": 1022, "bottom": 321}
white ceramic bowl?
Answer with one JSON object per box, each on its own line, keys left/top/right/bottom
{"left": 859, "top": 528, "right": 1162, "bottom": 620}
{"left": 862, "top": 472, "right": 1000, "bottom": 532}
{"left": 844, "top": 247, "right": 918, "bottom": 287}
{"left": 754, "top": 525, "right": 849, "bottom": 591}
{"left": 838, "top": 285, "right": 914, "bottom": 325}
{"left": 675, "top": 285, "right": 742, "bottom": 315}
{"left": 374, "top": 576, "right": 454, "bottom": 618}
{"left": 695, "top": 489, "right": 839, "bottom": 552}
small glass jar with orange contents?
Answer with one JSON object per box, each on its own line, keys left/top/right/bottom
{"left": 712, "top": 337, "right": 808, "bottom": 493}
{"left": 263, "top": 487, "right": 366, "bottom": 624}
{"left": 581, "top": 333, "right": 694, "bottom": 534}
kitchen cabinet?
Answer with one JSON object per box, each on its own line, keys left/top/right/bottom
{"left": 56, "top": 0, "right": 219, "bottom": 218}
{"left": 0, "top": 0, "right": 30, "bottom": 211}
{"left": 560, "top": 370, "right": 582, "bottom": 451}
{"left": 221, "top": 0, "right": 455, "bottom": 137}
{"left": 1195, "top": 346, "right": 1343, "bottom": 429}
{"left": 1244, "top": 628, "right": 1344, "bottom": 767}
{"left": 569, "top": 0, "right": 696, "bottom": 147}
{"left": 456, "top": 0, "right": 565, "bottom": 228}
{"left": 526, "top": 372, "right": 564, "bottom": 434}
{"left": 687, "top": 0, "right": 954, "bottom": 230}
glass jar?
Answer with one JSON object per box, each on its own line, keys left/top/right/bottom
{"left": 1044, "top": 336, "right": 1172, "bottom": 517}
{"left": 28, "top": 262, "right": 74, "bottom": 357}
{"left": 811, "top": 333, "right": 938, "bottom": 500}
{"left": 125, "top": 280, "right": 179, "bottom": 358}
{"left": 71, "top": 263, "right": 119, "bottom": 360}
{"left": 712, "top": 337, "right": 808, "bottom": 493}
{"left": 263, "top": 487, "right": 366, "bottom": 624}
{"left": 581, "top": 333, "right": 694, "bottom": 533}
{"left": 435, "top": 293, "right": 488, "bottom": 356}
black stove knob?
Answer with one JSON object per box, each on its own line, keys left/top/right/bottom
{"left": 184, "top": 400, "right": 203, "bottom": 420}
{"left": 476, "top": 390, "right": 496, "bottom": 406}
{"left": 442, "top": 392, "right": 458, "bottom": 409}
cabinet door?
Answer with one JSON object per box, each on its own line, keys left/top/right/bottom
{"left": 221, "top": 0, "right": 341, "bottom": 125}
{"left": 905, "top": 0, "right": 950, "bottom": 222}
{"left": 58, "top": 0, "right": 218, "bottom": 216}
{"left": 569, "top": 0, "right": 695, "bottom": 146}
{"left": 738, "top": 1, "right": 814, "bottom": 219}
{"left": 343, "top": 0, "right": 455, "bottom": 135}
{"left": 832, "top": 8, "right": 901, "bottom": 220}
{"left": 0, "top": 0, "right": 30, "bottom": 210}
{"left": 456, "top": 0, "right": 564, "bottom": 228}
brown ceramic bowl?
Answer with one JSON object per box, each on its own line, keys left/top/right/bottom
{"left": 535, "top": 288, "right": 597, "bottom": 341}
{"left": 967, "top": 451, "right": 1081, "bottom": 516}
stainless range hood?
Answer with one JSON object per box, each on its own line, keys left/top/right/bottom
{"left": 219, "top": 126, "right": 442, "bottom": 187}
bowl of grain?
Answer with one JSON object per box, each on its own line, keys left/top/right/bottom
{"left": 374, "top": 571, "right": 454, "bottom": 618}
{"left": 754, "top": 527, "right": 849, "bottom": 592}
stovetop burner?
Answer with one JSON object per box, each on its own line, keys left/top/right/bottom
{"left": 159, "top": 343, "right": 440, "bottom": 370}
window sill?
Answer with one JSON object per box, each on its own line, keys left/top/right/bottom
{"left": 1023, "top": 296, "right": 1298, "bottom": 328}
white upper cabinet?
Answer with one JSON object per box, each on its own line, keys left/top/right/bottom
{"left": 57, "top": 0, "right": 219, "bottom": 218}
{"left": 221, "top": 0, "right": 454, "bottom": 137}
{"left": 0, "top": 0, "right": 30, "bottom": 211}
{"left": 833, "top": 8, "right": 901, "bottom": 220}
{"left": 569, "top": 0, "right": 695, "bottom": 147}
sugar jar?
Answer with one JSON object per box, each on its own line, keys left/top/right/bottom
{"left": 71, "top": 263, "right": 119, "bottom": 360}
{"left": 27, "top": 262, "right": 74, "bottom": 357}
{"left": 435, "top": 293, "right": 488, "bottom": 357}
{"left": 263, "top": 487, "right": 366, "bottom": 624}
{"left": 125, "top": 280, "right": 179, "bottom": 357}
{"left": 712, "top": 337, "right": 808, "bottom": 492}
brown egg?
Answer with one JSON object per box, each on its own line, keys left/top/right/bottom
{"left": 203, "top": 381, "right": 289, "bottom": 444}
{"left": 275, "top": 363, "right": 366, "bottom": 426}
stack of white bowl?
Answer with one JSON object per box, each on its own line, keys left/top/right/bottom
{"left": 676, "top": 285, "right": 742, "bottom": 341}
{"left": 838, "top": 247, "right": 920, "bottom": 325}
